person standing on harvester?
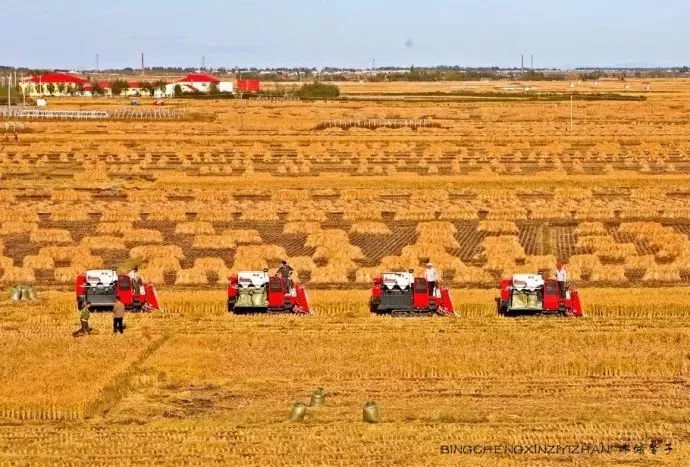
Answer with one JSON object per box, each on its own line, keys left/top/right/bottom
{"left": 555, "top": 261, "right": 567, "bottom": 298}
{"left": 113, "top": 297, "right": 125, "bottom": 334}
{"left": 128, "top": 267, "right": 143, "bottom": 294}
{"left": 424, "top": 262, "right": 438, "bottom": 296}
{"left": 276, "top": 260, "right": 294, "bottom": 292}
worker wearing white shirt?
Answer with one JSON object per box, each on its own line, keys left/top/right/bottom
{"left": 555, "top": 262, "right": 567, "bottom": 298}
{"left": 128, "top": 267, "right": 143, "bottom": 294}
{"left": 424, "top": 263, "right": 438, "bottom": 296}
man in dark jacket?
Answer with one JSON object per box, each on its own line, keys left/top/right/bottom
{"left": 113, "top": 297, "right": 125, "bottom": 334}
{"left": 276, "top": 260, "right": 294, "bottom": 292}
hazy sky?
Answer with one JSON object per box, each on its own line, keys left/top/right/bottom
{"left": 3, "top": 0, "right": 689, "bottom": 69}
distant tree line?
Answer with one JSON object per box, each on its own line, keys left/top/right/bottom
{"left": 0, "top": 84, "right": 22, "bottom": 105}
{"left": 293, "top": 82, "right": 340, "bottom": 98}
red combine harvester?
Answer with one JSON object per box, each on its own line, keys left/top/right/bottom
{"left": 227, "top": 270, "right": 311, "bottom": 314}
{"left": 496, "top": 273, "right": 583, "bottom": 317}
{"left": 75, "top": 269, "right": 160, "bottom": 311}
{"left": 369, "top": 271, "right": 455, "bottom": 316}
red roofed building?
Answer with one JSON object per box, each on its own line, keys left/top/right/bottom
{"left": 21, "top": 72, "right": 90, "bottom": 96}
{"left": 26, "top": 72, "right": 89, "bottom": 84}
{"left": 180, "top": 73, "right": 220, "bottom": 84}
{"left": 81, "top": 81, "right": 114, "bottom": 97}
{"left": 165, "top": 72, "right": 233, "bottom": 95}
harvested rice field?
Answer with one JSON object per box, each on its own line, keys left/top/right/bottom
{"left": 1, "top": 79, "right": 689, "bottom": 465}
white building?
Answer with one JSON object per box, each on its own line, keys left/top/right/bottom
{"left": 164, "top": 73, "right": 233, "bottom": 96}
{"left": 21, "top": 72, "right": 90, "bottom": 96}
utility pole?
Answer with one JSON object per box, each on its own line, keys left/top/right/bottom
{"left": 20, "top": 72, "right": 25, "bottom": 106}
{"left": 141, "top": 52, "right": 145, "bottom": 77}
{"left": 530, "top": 54, "right": 534, "bottom": 71}
{"left": 202, "top": 55, "right": 205, "bottom": 70}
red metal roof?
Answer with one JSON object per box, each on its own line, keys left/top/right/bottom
{"left": 27, "top": 72, "right": 89, "bottom": 84}
{"left": 98, "top": 80, "right": 111, "bottom": 89}
{"left": 177, "top": 73, "right": 220, "bottom": 84}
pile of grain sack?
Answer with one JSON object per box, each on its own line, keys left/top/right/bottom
{"left": 235, "top": 287, "right": 267, "bottom": 307}
{"left": 511, "top": 291, "right": 541, "bottom": 309}
{"left": 10, "top": 285, "right": 38, "bottom": 301}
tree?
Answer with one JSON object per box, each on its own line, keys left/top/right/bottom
{"left": 152, "top": 80, "right": 167, "bottom": 96}
{"left": 91, "top": 81, "right": 104, "bottom": 96}
{"left": 293, "top": 82, "right": 340, "bottom": 99}
{"left": 173, "top": 84, "right": 182, "bottom": 97}
{"left": 0, "top": 84, "right": 21, "bottom": 105}
{"left": 152, "top": 79, "right": 168, "bottom": 92}
{"left": 46, "top": 83, "right": 55, "bottom": 95}
{"left": 56, "top": 83, "right": 65, "bottom": 95}
{"left": 140, "top": 81, "right": 154, "bottom": 96}
{"left": 110, "top": 79, "right": 129, "bottom": 96}
{"left": 209, "top": 83, "right": 219, "bottom": 94}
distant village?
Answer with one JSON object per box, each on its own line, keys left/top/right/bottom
{"left": 18, "top": 72, "right": 260, "bottom": 98}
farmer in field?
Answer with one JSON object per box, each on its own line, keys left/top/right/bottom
{"left": 555, "top": 261, "right": 567, "bottom": 298}
{"left": 113, "top": 296, "right": 125, "bottom": 334}
{"left": 76, "top": 301, "right": 92, "bottom": 336}
{"left": 276, "top": 260, "right": 294, "bottom": 292}
{"left": 424, "top": 262, "right": 438, "bottom": 296}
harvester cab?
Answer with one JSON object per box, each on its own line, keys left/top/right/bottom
{"left": 75, "top": 269, "right": 160, "bottom": 312}
{"left": 496, "top": 273, "right": 582, "bottom": 317}
{"left": 369, "top": 270, "right": 455, "bottom": 316}
{"left": 227, "top": 270, "right": 311, "bottom": 314}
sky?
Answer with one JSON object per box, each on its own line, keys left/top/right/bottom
{"left": 3, "top": 0, "right": 689, "bottom": 70}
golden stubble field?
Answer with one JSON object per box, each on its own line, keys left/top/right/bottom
{"left": 0, "top": 79, "right": 689, "bottom": 465}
